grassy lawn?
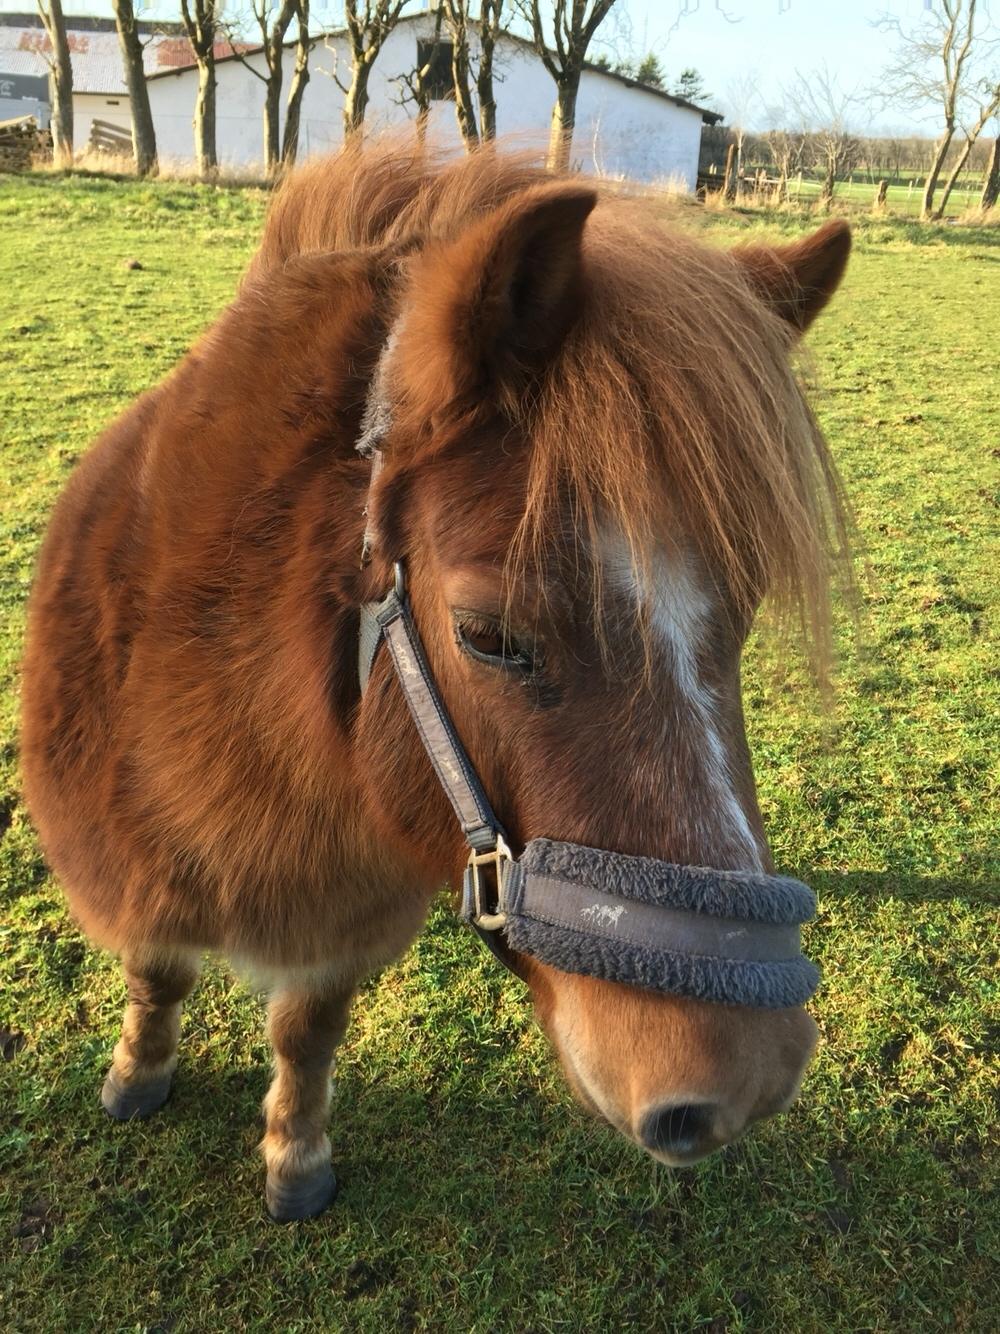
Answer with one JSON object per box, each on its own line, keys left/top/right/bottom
{"left": 1, "top": 172, "right": 997, "bottom": 1333}
{"left": 781, "top": 176, "right": 987, "bottom": 217}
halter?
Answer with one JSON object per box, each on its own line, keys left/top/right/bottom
{"left": 354, "top": 357, "right": 819, "bottom": 1011}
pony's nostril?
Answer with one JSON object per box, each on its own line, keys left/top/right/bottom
{"left": 639, "top": 1102, "right": 717, "bottom": 1158}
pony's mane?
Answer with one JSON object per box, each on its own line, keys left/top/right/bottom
{"left": 256, "top": 141, "right": 850, "bottom": 667}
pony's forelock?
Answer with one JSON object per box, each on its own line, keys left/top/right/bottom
{"left": 510, "top": 210, "right": 852, "bottom": 675}
{"left": 257, "top": 142, "right": 851, "bottom": 674}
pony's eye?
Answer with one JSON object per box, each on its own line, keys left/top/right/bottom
{"left": 463, "top": 624, "right": 505, "bottom": 657}
{"left": 454, "top": 615, "right": 536, "bottom": 673}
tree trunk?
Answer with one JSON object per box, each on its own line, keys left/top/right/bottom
{"left": 477, "top": 67, "right": 497, "bottom": 142}
{"left": 263, "top": 77, "right": 282, "bottom": 174}
{"left": 935, "top": 135, "right": 975, "bottom": 218}
{"left": 262, "top": 27, "right": 286, "bottom": 176}
{"left": 477, "top": 2, "right": 500, "bottom": 142}
{"left": 41, "top": 0, "right": 73, "bottom": 168}
{"left": 344, "top": 57, "right": 371, "bottom": 137}
{"left": 981, "top": 136, "right": 1000, "bottom": 210}
{"left": 112, "top": 0, "right": 157, "bottom": 175}
{"left": 194, "top": 56, "right": 217, "bottom": 176}
{"left": 921, "top": 128, "right": 955, "bottom": 220}
{"left": 180, "top": 1, "right": 217, "bottom": 178}
{"left": 451, "top": 26, "right": 479, "bottom": 152}
{"left": 282, "top": 26, "right": 310, "bottom": 166}
{"left": 547, "top": 74, "right": 580, "bottom": 172}
{"left": 820, "top": 158, "right": 836, "bottom": 206}
{"left": 722, "top": 142, "right": 736, "bottom": 202}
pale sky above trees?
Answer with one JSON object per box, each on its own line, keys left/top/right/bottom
{"left": 581, "top": 0, "right": 997, "bottom": 135}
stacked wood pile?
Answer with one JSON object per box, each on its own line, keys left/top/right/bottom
{"left": 0, "top": 116, "right": 52, "bottom": 171}
{"left": 87, "top": 119, "right": 132, "bottom": 156}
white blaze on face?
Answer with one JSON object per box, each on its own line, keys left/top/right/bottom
{"left": 602, "top": 535, "right": 764, "bottom": 872}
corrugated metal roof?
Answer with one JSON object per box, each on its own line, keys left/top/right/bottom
{"left": 0, "top": 26, "right": 203, "bottom": 95}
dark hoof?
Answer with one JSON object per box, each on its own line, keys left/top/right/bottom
{"left": 101, "top": 1068, "right": 173, "bottom": 1120}
{"left": 266, "top": 1163, "right": 338, "bottom": 1222}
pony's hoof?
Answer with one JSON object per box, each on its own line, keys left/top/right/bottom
{"left": 100, "top": 1069, "right": 173, "bottom": 1120}
{"left": 266, "top": 1164, "right": 338, "bottom": 1222}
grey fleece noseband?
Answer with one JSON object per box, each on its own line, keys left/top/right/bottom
{"left": 356, "top": 372, "right": 819, "bottom": 1010}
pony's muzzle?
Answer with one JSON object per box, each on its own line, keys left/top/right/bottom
{"left": 638, "top": 1101, "right": 719, "bottom": 1163}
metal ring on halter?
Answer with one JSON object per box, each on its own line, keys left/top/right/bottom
{"left": 465, "top": 834, "right": 513, "bottom": 931}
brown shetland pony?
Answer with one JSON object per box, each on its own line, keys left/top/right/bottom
{"left": 20, "top": 143, "right": 851, "bottom": 1220}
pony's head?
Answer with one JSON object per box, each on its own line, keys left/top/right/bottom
{"left": 354, "top": 168, "right": 850, "bottom": 1164}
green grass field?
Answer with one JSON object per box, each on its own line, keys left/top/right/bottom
{"left": 723, "top": 174, "right": 989, "bottom": 218}
{"left": 796, "top": 177, "right": 986, "bottom": 216}
{"left": 1, "top": 173, "right": 997, "bottom": 1333}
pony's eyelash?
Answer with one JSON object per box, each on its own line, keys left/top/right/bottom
{"left": 457, "top": 614, "right": 504, "bottom": 641}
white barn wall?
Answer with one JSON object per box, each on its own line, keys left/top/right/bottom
{"left": 146, "top": 16, "right": 706, "bottom": 187}
{"left": 75, "top": 91, "right": 132, "bottom": 147}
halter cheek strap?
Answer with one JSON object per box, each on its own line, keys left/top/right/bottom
{"left": 361, "top": 571, "right": 503, "bottom": 856}
{"left": 358, "top": 568, "right": 517, "bottom": 972}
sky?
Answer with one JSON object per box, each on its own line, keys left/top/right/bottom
{"left": 584, "top": 0, "right": 993, "bottom": 136}
{"left": 3, "top": 0, "right": 994, "bottom": 137}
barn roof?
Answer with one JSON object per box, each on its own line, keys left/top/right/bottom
{"left": 0, "top": 16, "right": 248, "bottom": 96}
{"left": 586, "top": 62, "right": 722, "bottom": 124}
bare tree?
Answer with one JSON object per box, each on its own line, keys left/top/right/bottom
{"left": 935, "top": 72, "right": 1000, "bottom": 215}
{"left": 517, "top": 0, "right": 619, "bottom": 171}
{"left": 180, "top": 0, "right": 219, "bottom": 176}
{"left": 722, "top": 70, "right": 760, "bottom": 183}
{"left": 111, "top": 0, "right": 157, "bottom": 175}
{"left": 877, "top": 0, "right": 998, "bottom": 219}
{"left": 226, "top": 0, "right": 299, "bottom": 174}
{"left": 281, "top": 0, "right": 312, "bottom": 165}
{"left": 36, "top": 0, "right": 73, "bottom": 168}
{"left": 759, "top": 95, "right": 808, "bottom": 200}
{"left": 762, "top": 126, "right": 805, "bottom": 201}
{"left": 443, "top": 0, "right": 479, "bottom": 150}
{"left": 338, "top": 0, "right": 410, "bottom": 138}
{"left": 786, "top": 66, "right": 861, "bottom": 206}
{"left": 391, "top": 3, "right": 444, "bottom": 144}
{"left": 477, "top": 0, "right": 504, "bottom": 141}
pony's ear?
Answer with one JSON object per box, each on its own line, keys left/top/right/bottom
{"left": 397, "top": 183, "right": 597, "bottom": 407}
{"left": 735, "top": 220, "right": 851, "bottom": 333}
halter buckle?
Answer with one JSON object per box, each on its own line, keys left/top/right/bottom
{"left": 464, "top": 835, "right": 512, "bottom": 931}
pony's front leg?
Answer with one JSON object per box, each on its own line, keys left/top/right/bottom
{"left": 262, "top": 981, "right": 354, "bottom": 1221}
{"left": 102, "top": 946, "right": 201, "bottom": 1119}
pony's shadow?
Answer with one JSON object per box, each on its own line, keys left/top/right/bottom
{"left": 808, "top": 866, "right": 998, "bottom": 904}
{"left": 158, "top": 1029, "right": 995, "bottom": 1287}
{"left": 867, "top": 222, "right": 1000, "bottom": 250}
{"left": 167, "top": 1055, "right": 702, "bottom": 1247}
{"left": 39, "top": 866, "right": 995, "bottom": 1287}
{"left": 158, "top": 856, "right": 995, "bottom": 1259}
